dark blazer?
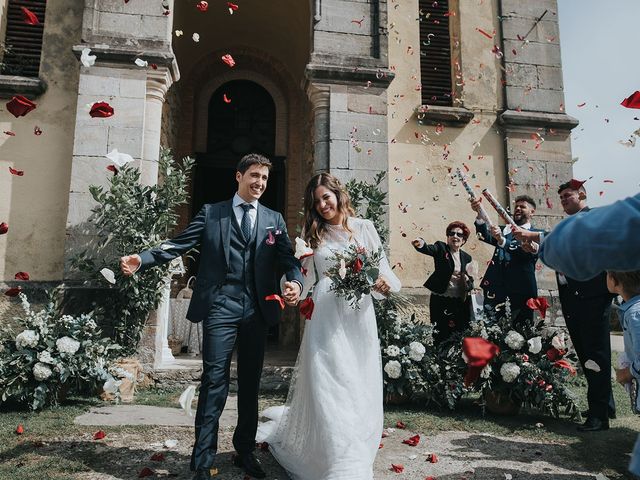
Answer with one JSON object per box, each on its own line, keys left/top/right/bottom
{"left": 475, "top": 222, "right": 544, "bottom": 298}
{"left": 413, "top": 240, "right": 473, "bottom": 295}
{"left": 138, "top": 199, "right": 303, "bottom": 325}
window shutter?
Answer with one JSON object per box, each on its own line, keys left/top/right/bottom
{"left": 1, "top": 0, "right": 47, "bottom": 77}
{"left": 419, "top": 0, "right": 453, "bottom": 107}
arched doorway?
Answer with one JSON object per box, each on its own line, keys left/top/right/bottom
{"left": 192, "top": 80, "right": 285, "bottom": 213}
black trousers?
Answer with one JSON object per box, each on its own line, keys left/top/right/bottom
{"left": 563, "top": 295, "right": 615, "bottom": 420}
{"left": 190, "top": 298, "right": 267, "bottom": 471}
{"left": 430, "top": 293, "right": 471, "bottom": 343}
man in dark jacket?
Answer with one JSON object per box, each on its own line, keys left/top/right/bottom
{"left": 555, "top": 179, "right": 616, "bottom": 432}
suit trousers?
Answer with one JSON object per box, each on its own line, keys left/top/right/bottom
{"left": 429, "top": 293, "right": 471, "bottom": 343}
{"left": 190, "top": 297, "right": 267, "bottom": 471}
{"left": 563, "top": 296, "right": 615, "bottom": 420}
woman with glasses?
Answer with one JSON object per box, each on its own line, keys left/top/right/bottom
{"left": 412, "top": 221, "right": 474, "bottom": 342}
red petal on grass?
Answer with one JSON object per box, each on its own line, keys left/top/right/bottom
{"left": 15, "top": 424, "right": 24, "bottom": 434}
{"left": 391, "top": 464, "right": 404, "bottom": 473}
{"left": 396, "top": 421, "right": 406, "bottom": 429}
{"left": 402, "top": 434, "right": 420, "bottom": 446}
{"left": 150, "top": 453, "right": 165, "bottom": 461}
{"left": 6, "top": 95, "right": 36, "bottom": 117}
{"left": 138, "top": 467, "right": 154, "bottom": 478}
{"left": 93, "top": 430, "right": 106, "bottom": 440}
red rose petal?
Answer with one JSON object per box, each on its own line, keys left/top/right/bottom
{"left": 223, "top": 93, "right": 232, "bottom": 104}
{"left": 428, "top": 453, "right": 438, "bottom": 463}
{"left": 196, "top": 1, "right": 208, "bottom": 12}
{"left": 391, "top": 464, "right": 404, "bottom": 473}
{"left": 221, "top": 54, "right": 236, "bottom": 67}
{"left": 14, "top": 272, "right": 29, "bottom": 281}
{"left": 4, "top": 287, "right": 22, "bottom": 297}
{"left": 299, "top": 297, "right": 314, "bottom": 320}
{"left": 402, "top": 434, "right": 420, "bottom": 446}
{"left": 34, "top": 126, "right": 43, "bottom": 136}
{"left": 6, "top": 95, "right": 36, "bottom": 117}
{"left": 90, "top": 102, "right": 114, "bottom": 118}
{"left": 21, "top": 6, "right": 39, "bottom": 25}
{"left": 379, "top": 443, "right": 384, "bottom": 449}
{"left": 4, "top": 131, "right": 15, "bottom": 136}
{"left": 106, "top": 165, "right": 119, "bottom": 174}
{"left": 621, "top": 91, "right": 640, "bottom": 109}
{"left": 396, "top": 421, "right": 406, "bottom": 429}
{"left": 0, "top": 222, "right": 8, "bottom": 235}
{"left": 9, "top": 167, "right": 24, "bottom": 176}
{"left": 265, "top": 294, "right": 285, "bottom": 310}
{"left": 150, "top": 452, "right": 165, "bottom": 461}
{"left": 15, "top": 424, "right": 24, "bottom": 435}
{"left": 138, "top": 467, "right": 154, "bottom": 478}
{"left": 227, "top": 2, "right": 239, "bottom": 11}
{"left": 93, "top": 430, "right": 106, "bottom": 440}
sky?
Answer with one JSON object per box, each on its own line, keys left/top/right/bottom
{"left": 557, "top": 0, "right": 640, "bottom": 206}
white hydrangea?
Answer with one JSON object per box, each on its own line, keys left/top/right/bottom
{"left": 551, "top": 333, "right": 566, "bottom": 350}
{"left": 37, "top": 350, "right": 54, "bottom": 364}
{"left": 384, "top": 360, "right": 402, "bottom": 379}
{"left": 500, "top": 362, "right": 520, "bottom": 383}
{"left": 15, "top": 330, "right": 39, "bottom": 349}
{"left": 56, "top": 336, "right": 80, "bottom": 355}
{"left": 527, "top": 336, "right": 542, "bottom": 354}
{"left": 504, "top": 330, "right": 525, "bottom": 350}
{"left": 408, "top": 341, "right": 426, "bottom": 361}
{"left": 385, "top": 345, "right": 401, "bottom": 357}
{"left": 33, "top": 362, "right": 53, "bottom": 381}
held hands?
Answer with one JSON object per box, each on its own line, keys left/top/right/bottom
{"left": 373, "top": 275, "right": 392, "bottom": 296}
{"left": 282, "top": 281, "right": 302, "bottom": 306}
{"left": 120, "top": 254, "right": 141, "bottom": 276}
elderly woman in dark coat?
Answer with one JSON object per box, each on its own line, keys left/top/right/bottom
{"left": 412, "top": 221, "right": 474, "bottom": 342}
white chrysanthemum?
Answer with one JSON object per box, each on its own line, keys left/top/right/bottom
{"left": 33, "top": 362, "right": 53, "bottom": 381}
{"left": 551, "top": 333, "right": 566, "bottom": 350}
{"left": 504, "top": 330, "right": 525, "bottom": 350}
{"left": 500, "top": 362, "right": 520, "bottom": 383}
{"left": 37, "top": 350, "right": 54, "bottom": 364}
{"left": 527, "top": 336, "right": 542, "bottom": 354}
{"left": 385, "top": 345, "right": 401, "bottom": 357}
{"left": 480, "top": 364, "right": 492, "bottom": 379}
{"left": 384, "top": 360, "right": 402, "bottom": 379}
{"left": 56, "top": 336, "right": 80, "bottom": 355}
{"left": 408, "top": 341, "right": 426, "bottom": 361}
{"left": 15, "top": 330, "right": 39, "bottom": 349}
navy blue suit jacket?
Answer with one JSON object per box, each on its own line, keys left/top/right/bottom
{"left": 475, "top": 222, "right": 543, "bottom": 299}
{"left": 139, "top": 200, "right": 303, "bottom": 325}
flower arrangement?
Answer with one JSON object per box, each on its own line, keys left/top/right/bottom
{"left": 325, "top": 243, "right": 384, "bottom": 309}
{"left": 0, "top": 291, "right": 121, "bottom": 410}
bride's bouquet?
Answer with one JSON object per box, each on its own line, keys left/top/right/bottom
{"left": 325, "top": 244, "right": 384, "bottom": 309}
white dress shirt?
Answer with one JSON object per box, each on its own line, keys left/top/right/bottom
{"left": 233, "top": 193, "right": 258, "bottom": 232}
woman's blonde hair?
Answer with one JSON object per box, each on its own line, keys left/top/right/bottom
{"left": 303, "top": 173, "right": 355, "bottom": 249}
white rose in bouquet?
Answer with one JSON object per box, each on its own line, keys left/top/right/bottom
{"left": 15, "top": 330, "right": 39, "bottom": 349}
{"left": 527, "top": 336, "right": 542, "bottom": 354}
{"left": 504, "top": 330, "right": 525, "bottom": 350}
{"left": 500, "top": 362, "right": 520, "bottom": 383}
{"left": 37, "top": 350, "right": 54, "bottom": 364}
{"left": 33, "top": 362, "right": 53, "bottom": 381}
{"left": 56, "top": 336, "right": 81, "bottom": 355}
{"left": 408, "top": 341, "right": 426, "bottom": 361}
{"left": 551, "top": 333, "right": 566, "bottom": 350}
{"left": 385, "top": 345, "right": 401, "bottom": 358}
{"left": 384, "top": 360, "right": 402, "bottom": 379}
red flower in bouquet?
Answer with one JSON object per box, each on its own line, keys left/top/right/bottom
{"left": 545, "top": 348, "right": 565, "bottom": 361}
{"left": 553, "top": 359, "right": 576, "bottom": 376}
{"left": 352, "top": 257, "right": 363, "bottom": 273}
{"left": 526, "top": 296, "right": 550, "bottom": 319}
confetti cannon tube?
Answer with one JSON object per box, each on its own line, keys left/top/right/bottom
{"left": 481, "top": 189, "right": 517, "bottom": 227}
{"left": 456, "top": 168, "right": 492, "bottom": 225}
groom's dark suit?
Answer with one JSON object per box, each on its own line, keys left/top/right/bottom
{"left": 138, "top": 197, "right": 303, "bottom": 471}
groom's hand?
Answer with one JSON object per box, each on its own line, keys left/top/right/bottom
{"left": 120, "top": 254, "right": 141, "bottom": 276}
{"left": 282, "top": 281, "right": 301, "bottom": 306}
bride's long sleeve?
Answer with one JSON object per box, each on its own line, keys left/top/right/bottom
{"left": 361, "top": 219, "right": 401, "bottom": 298}
{"left": 299, "top": 254, "right": 316, "bottom": 298}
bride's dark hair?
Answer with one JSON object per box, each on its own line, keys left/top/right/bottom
{"left": 303, "top": 173, "right": 355, "bottom": 249}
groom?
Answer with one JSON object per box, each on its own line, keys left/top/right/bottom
{"left": 120, "top": 153, "right": 303, "bottom": 480}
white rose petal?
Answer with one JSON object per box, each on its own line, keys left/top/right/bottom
{"left": 192, "top": 33, "right": 200, "bottom": 42}
{"left": 338, "top": 259, "right": 347, "bottom": 280}
{"left": 134, "top": 58, "right": 148, "bottom": 68}
{"left": 527, "top": 336, "right": 542, "bottom": 354}
{"left": 105, "top": 149, "right": 134, "bottom": 168}
{"left": 100, "top": 267, "right": 116, "bottom": 284}
{"left": 584, "top": 359, "right": 601, "bottom": 372}
{"left": 294, "top": 237, "right": 313, "bottom": 260}
{"left": 80, "top": 48, "right": 97, "bottom": 67}
{"left": 164, "top": 439, "right": 178, "bottom": 449}
{"left": 551, "top": 333, "right": 566, "bottom": 350}
{"left": 175, "top": 30, "right": 183, "bottom": 36}
{"left": 179, "top": 385, "right": 197, "bottom": 417}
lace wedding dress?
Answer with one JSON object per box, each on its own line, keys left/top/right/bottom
{"left": 256, "top": 217, "right": 401, "bottom": 479}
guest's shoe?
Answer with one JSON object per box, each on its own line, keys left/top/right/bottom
{"left": 233, "top": 452, "right": 266, "bottom": 479}
{"left": 192, "top": 469, "right": 212, "bottom": 480}
{"left": 581, "top": 409, "right": 616, "bottom": 420}
{"left": 577, "top": 417, "right": 609, "bottom": 432}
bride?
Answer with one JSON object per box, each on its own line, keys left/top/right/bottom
{"left": 257, "top": 173, "right": 401, "bottom": 479}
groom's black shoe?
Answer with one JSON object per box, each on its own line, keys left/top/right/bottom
{"left": 192, "top": 469, "right": 212, "bottom": 480}
{"left": 581, "top": 409, "right": 616, "bottom": 420}
{"left": 577, "top": 417, "right": 609, "bottom": 432}
{"left": 233, "top": 452, "right": 266, "bottom": 479}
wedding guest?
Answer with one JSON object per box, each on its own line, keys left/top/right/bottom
{"left": 469, "top": 195, "right": 544, "bottom": 324}
{"left": 554, "top": 180, "right": 616, "bottom": 432}
{"left": 412, "top": 221, "right": 474, "bottom": 342}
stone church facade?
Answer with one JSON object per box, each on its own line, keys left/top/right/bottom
{"left": 0, "top": 0, "right": 577, "bottom": 350}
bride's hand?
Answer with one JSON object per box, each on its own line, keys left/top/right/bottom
{"left": 373, "top": 275, "right": 391, "bottom": 295}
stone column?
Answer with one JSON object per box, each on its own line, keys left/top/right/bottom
{"left": 307, "top": 83, "right": 330, "bottom": 173}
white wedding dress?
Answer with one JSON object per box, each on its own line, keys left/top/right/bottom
{"left": 256, "top": 217, "right": 401, "bottom": 479}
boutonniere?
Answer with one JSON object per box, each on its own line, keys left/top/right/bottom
{"left": 265, "top": 226, "right": 283, "bottom": 245}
